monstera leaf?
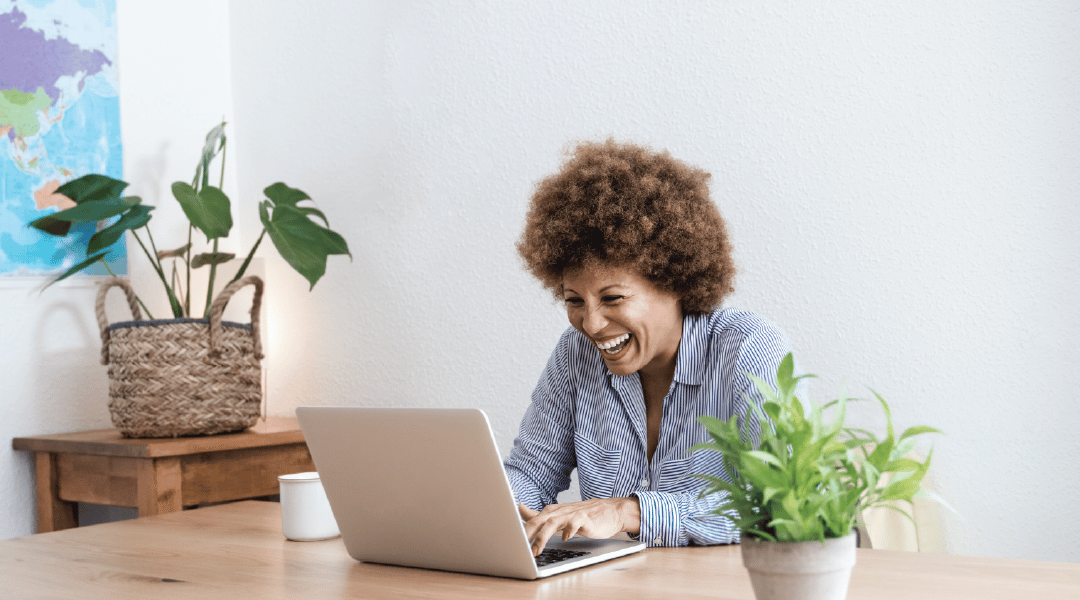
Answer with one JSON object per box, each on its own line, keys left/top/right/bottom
{"left": 56, "top": 174, "right": 129, "bottom": 205}
{"left": 29, "top": 193, "right": 140, "bottom": 237}
{"left": 172, "top": 182, "right": 232, "bottom": 241}
{"left": 87, "top": 205, "right": 154, "bottom": 255}
{"left": 260, "top": 183, "right": 350, "bottom": 290}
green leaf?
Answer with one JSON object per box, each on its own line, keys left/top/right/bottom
{"left": 44, "top": 251, "right": 109, "bottom": 288}
{"left": 747, "top": 374, "right": 780, "bottom": 404}
{"left": 762, "top": 486, "right": 783, "bottom": 505}
{"left": 172, "top": 182, "right": 232, "bottom": 240}
{"left": 29, "top": 196, "right": 141, "bottom": 236}
{"left": 873, "top": 391, "right": 895, "bottom": 442}
{"left": 194, "top": 122, "right": 227, "bottom": 188}
{"left": 262, "top": 203, "right": 350, "bottom": 290}
{"left": 27, "top": 213, "right": 73, "bottom": 236}
{"left": 264, "top": 182, "right": 311, "bottom": 207}
{"left": 878, "top": 452, "right": 931, "bottom": 503}
{"left": 883, "top": 457, "right": 922, "bottom": 473}
{"left": 863, "top": 502, "right": 918, "bottom": 530}
{"left": 295, "top": 205, "right": 330, "bottom": 228}
{"left": 776, "top": 352, "right": 795, "bottom": 388}
{"left": 745, "top": 529, "right": 778, "bottom": 543}
{"left": 87, "top": 205, "right": 154, "bottom": 255}
{"left": 191, "top": 252, "right": 237, "bottom": 269}
{"left": 318, "top": 225, "right": 351, "bottom": 257}
{"left": 691, "top": 474, "right": 744, "bottom": 499}
{"left": 745, "top": 450, "right": 786, "bottom": 471}
{"left": 890, "top": 437, "right": 917, "bottom": 462}
{"left": 900, "top": 425, "right": 943, "bottom": 439}
{"left": 697, "top": 415, "right": 729, "bottom": 436}
{"left": 55, "top": 174, "right": 128, "bottom": 205}
{"left": 878, "top": 476, "right": 922, "bottom": 503}
{"left": 868, "top": 436, "right": 894, "bottom": 470}
{"left": 739, "top": 453, "right": 787, "bottom": 489}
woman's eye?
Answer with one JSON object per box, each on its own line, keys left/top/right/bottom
{"left": 564, "top": 298, "right": 584, "bottom": 306}
{"left": 602, "top": 296, "right": 624, "bottom": 303}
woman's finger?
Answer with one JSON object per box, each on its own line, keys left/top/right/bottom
{"left": 531, "top": 518, "right": 565, "bottom": 556}
{"left": 561, "top": 520, "right": 581, "bottom": 541}
{"left": 518, "top": 503, "right": 539, "bottom": 521}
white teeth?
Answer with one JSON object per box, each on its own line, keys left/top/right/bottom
{"left": 595, "top": 333, "right": 630, "bottom": 350}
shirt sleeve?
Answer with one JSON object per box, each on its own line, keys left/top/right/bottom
{"left": 503, "top": 333, "right": 577, "bottom": 510}
{"left": 632, "top": 489, "right": 741, "bottom": 546}
{"left": 633, "top": 317, "right": 791, "bottom": 547}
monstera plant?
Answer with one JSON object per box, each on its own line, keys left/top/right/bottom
{"left": 28, "top": 122, "right": 350, "bottom": 318}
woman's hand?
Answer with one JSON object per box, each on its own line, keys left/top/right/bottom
{"left": 518, "top": 497, "right": 641, "bottom": 556}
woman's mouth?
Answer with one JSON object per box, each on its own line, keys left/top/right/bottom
{"left": 595, "top": 333, "right": 631, "bottom": 355}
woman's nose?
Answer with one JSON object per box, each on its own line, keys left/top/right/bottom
{"left": 581, "top": 305, "right": 607, "bottom": 334}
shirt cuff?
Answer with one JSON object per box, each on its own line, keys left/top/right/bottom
{"left": 631, "top": 491, "right": 683, "bottom": 547}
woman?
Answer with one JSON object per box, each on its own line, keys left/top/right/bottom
{"left": 504, "top": 139, "right": 792, "bottom": 556}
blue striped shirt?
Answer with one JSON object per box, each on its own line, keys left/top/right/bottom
{"left": 504, "top": 307, "right": 791, "bottom": 547}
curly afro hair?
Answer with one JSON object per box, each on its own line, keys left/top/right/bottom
{"left": 517, "top": 139, "right": 735, "bottom": 315}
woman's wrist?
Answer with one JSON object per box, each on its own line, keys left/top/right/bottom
{"left": 618, "top": 496, "right": 642, "bottom": 534}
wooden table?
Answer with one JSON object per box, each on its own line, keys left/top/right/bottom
{"left": 12, "top": 417, "right": 315, "bottom": 533}
{"left": 1, "top": 500, "right": 1077, "bottom": 599}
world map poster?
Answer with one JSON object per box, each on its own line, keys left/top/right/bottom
{"left": 0, "top": 0, "right": 124, "bottom": 278}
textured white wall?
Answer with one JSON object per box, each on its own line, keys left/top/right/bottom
{"left": 0, "top": 0, "right": 238, "bottom": 537}
{"left": 228, "top": 0, "right": 1080, "bottom": 562}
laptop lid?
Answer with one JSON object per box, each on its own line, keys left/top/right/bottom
{"left": 295, "top": 406, "right": 645, "bottom": 579}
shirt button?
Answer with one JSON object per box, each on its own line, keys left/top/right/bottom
{"left": 641, "top": 479, "right": 649, "bottom": 487}
{"left": 653, "top": 537, "right": 662, "bottom": 545}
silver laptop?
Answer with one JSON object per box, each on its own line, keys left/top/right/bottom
{"left": 295, "top": 407, "right": 646, "bottom": 579}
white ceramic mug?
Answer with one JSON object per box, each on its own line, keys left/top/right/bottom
{"left": 278, "top": 472, "right": 340, "bottom": 541}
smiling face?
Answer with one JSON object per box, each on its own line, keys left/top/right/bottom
{"left": 562, "top": 264, "right": 684, "bottom": 378}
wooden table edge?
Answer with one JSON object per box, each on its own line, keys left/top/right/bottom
{"left": 11, "top": 417, "right": 307, "bottom": 458}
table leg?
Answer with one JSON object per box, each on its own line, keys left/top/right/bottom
{"left": 136, "top": 457, "right": 182, "bottom": 517}
{"left": 35, "top": 452, "right": 78, "bottom": 533}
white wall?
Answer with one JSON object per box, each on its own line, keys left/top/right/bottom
{"left": 227, "top": 0, "right": 1080, "bottom": 563}
{"left": 3, "top": 0, "right": 1077, "bottom": 564}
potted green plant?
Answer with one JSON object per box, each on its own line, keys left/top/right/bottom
{"left": 30, "top": 121, "right": 349, "bottom": 316}
{"left": 27, "top": 122, "right": 351, "bottom": 437}
{"left": 693, "top": 353, "right": 941, "bottom": 600}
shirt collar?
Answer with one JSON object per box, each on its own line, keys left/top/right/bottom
{"left": 673, "top": 312, "right": 708, "bottom": 386}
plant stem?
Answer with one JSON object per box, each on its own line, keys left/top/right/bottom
{"left": 201, "top": 135, "right": 229, "bottom": 319}
{"left": 204, "top": 238, "right": 219, "bottom": 318}
{"left": 184, "top": 225, "right": 193, "bottom": 317}
{"left": 103, "top": 260, "right": 154, "bottom": 320}
{"left": 227, "top": 229, "right": 266, "bottom": 288}
{"left": 170, "top": 261, "right": 186, "bottom": 314}
{"left": 218, "top": 138, "right": 227, "bottom": 189}
{"left": 143, "top": 227, "right": 183, "bottom": 317}
{"left": 132, "top": 229, "right": 183, "bottom": 317}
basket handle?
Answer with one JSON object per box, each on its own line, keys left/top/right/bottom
{"left": 209, "top": 275, "right": 264, "bottom": 360}
{"left": 96, "top": 278, "right": 143, "bottom": 365}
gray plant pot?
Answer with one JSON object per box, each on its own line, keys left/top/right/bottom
{"left": 740, "top": 533, "right": 857, "bottom": 600}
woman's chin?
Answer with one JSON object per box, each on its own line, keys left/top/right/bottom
{"left": 601, "top": 354, "right": 637, "bottom": 376}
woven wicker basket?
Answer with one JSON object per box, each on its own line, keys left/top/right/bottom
{"left": 96, "top": 276, "right": 265, "bottom": 438}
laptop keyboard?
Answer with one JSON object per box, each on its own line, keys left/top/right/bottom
{"left": 534, "top": 548, "right": 589, "bottom": 568}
